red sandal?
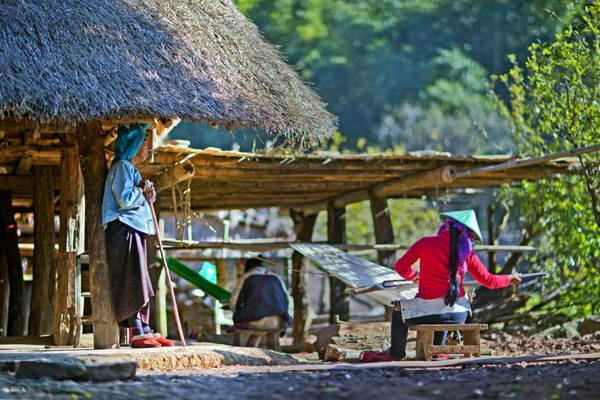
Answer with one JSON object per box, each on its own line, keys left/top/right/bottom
{"left": 153, "top": 332, "right": 174, "bottom": 347}
{"left": 130, "top": 333, "right": 162, "bottom": 348}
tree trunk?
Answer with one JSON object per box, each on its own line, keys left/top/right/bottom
{"left": 290, "top": 210, "right": 317, "bottom": 344}
{"left": 78, "top": 123, "right": 119, "bottom": 349}
{"left": 54, "top": 142, "right": 85, "bottom": 345}
{"left": 29, "top": 166, "right": 56, "bottom": 336}
{"left": 0, "top": 190, "right": 25, "bottom": 336}
{"left": 327, "top": 203, "right": 349, "bottom": 323}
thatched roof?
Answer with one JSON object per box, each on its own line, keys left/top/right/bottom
{"left": 0, "top": 0, "right": 336, "bottom": 144}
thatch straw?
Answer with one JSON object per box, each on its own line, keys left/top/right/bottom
{"left": 0, "top": 0, "right": 336, "bottom": 145}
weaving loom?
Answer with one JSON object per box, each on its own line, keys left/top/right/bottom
{"left": 290, "top": 244, "right": 417, "bottom": 305}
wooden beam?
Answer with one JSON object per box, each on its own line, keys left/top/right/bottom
{"left": 14, "top": 157, "right": 33, "bottom": 175}
{"left": 290, "top": 210, "right": 317, "bottom": 344}
{"left": 54, "top": 143, "right": 85, "bottom": 346}
{"left": 328, "top": 203, "right": 349, "bottom": 323}
{"left": 298, "top": 166, "right": 456, "bottom": 215}
{"left": 452, "top": 143, "right": 600, "bottom": 179}
{"left": 78, "top": 123, "right": 119, "bottom": 349}
{"left": 29, "top": 166, "right": 56, "bottom": 336}
{"left": 103, "top": 130, "right": 118, "bottom": 146}
{"left": 153, "top": 161, "right": 195, "bottom": 193}
{"left": 0, "top": 190, "right": 25, "bottom": 336}
{"left": 0, "top": 145, "right": 62, "bottom": 162}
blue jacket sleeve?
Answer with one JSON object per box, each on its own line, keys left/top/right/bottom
{"left": 111, "top": 162, "right": 146, "bottom": 211}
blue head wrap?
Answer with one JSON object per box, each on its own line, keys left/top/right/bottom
{"left": 114, "top": 123, "right": 151, "bottom": 161}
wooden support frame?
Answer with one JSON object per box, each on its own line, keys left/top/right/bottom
{"left": 298, "top": 166, "right": 456, "bottom": 215}
{"left": 53, "top": 141, "right": 85, "bottom": 345}
{"left": 290, "top": 210, "right": 317, "bottom": 344}
{"left": 78, "top": 123, "right": 119, "bottom": 349}
{"left": 327, "top": 202, "right": 349, "bottom": 323}
{"left": 29, "top": 166, "right": 56, "bottom": 336}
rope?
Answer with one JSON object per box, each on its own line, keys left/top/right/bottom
{"left": 171, "top": 177, "right": 193, "bottom": 243}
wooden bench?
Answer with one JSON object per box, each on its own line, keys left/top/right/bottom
{"left": 410, "top": 323, "right": 488, "bottom": 361}
{"left": 233, "top": 329, "right": 282, "bottom": 351}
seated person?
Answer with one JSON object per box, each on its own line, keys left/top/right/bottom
{"left": 229, "top": 258, "right": 292, "bottom": 346}
{"left": 361, "top": 210, "right": 521, "bottom": 362}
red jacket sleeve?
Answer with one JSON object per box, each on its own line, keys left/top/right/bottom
{"left": 394, "top": 240, "right": 421, "bottom": 280}
{"left": 466, "top": 254, "right": 510, "bottom": 289}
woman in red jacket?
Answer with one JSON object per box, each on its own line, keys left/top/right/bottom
{"left": 365, "top": 210, "right": 521, "bottom": 361}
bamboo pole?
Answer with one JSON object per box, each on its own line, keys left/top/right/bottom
{"left": 148, "top": 201, "right": 187, "bottom": 347}
{"left": 452, "top": 143, "right": 600, "bottom": 179}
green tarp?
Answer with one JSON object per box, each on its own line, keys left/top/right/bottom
{"left": 159, "top": 257, "right": 231, "bottom": 302}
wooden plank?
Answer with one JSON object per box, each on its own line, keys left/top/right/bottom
{"left": 29, "top": 166, "right": 56, "bottom": 336}
{"left": 429, "top": 345, "right": 480, "bottom": 354}
{"left": 410, "top": 324, "right": 488, "bottom": 331}
{"left": 78, "top": 123, "right": 119, "bottom": 349}
{"left": 54, "top": 143, "right": 85, "bottom": 346}
{"left": 327, "top": 203, "right": 349, "bottom": 323}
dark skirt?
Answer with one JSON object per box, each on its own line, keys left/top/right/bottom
{"left": 105, "top": 220, "right": 154, "bottom": 327}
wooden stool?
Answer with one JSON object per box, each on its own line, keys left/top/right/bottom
{"left": 410, "top": 323, "right": 487, "bottom": 361}
{"left": 233, "top": 329, "right": 282, "bottom": 351}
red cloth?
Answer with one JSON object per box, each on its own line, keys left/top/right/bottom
{"left": 394, "top": 230, "right": 510, "bottom": 299}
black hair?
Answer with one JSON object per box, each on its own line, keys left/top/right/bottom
{"left": 244, "top": 257, "right": 263, "bottom": 273}
{"left": 444, "top": 221, "right": 460, "bottom": 307}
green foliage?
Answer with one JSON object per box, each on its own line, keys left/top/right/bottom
{"left": 494, "top": 3, "right": 600, "bottom": 315}
{"left": 377, "top": 48, "right": 512, "bottom": 155}
{"left": 231, "top": 0, "right": 573, "bottom": 149}
{"left": 313, "top": 199, "right": 439, "bottom": 260}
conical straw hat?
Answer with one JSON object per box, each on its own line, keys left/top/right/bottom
{"left": 440, "top": 209, "right": 483, "bottom": 243}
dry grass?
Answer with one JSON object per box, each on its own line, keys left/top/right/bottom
{"left": 0, "top": 0, "right": 336, "bottom": 146}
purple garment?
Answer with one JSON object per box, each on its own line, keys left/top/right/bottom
{"left": 437, "top": 220, "right": 473, "bottom": 273}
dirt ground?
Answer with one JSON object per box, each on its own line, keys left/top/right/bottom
{"left": 1, "top": 358, "right": 599, "bottom": 399}
{"left": 2, "top": 331, "right": 600, "bottom": 399}
{"left": 485, "top": 331, "right": 600, "bottom": 356}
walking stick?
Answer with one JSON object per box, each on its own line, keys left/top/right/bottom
{"left": 147, "top": 199, "right": 187, "bottom": 347}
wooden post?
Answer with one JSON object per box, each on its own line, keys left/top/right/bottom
{"left": 1, "top": 253, "right": 9, "bottom": 336}
{"left": 369, "top": 193, "right": 397, "bottom": 321}
{"left": 29, "top": 166, "right": 56, "bottom": 336}
{"left": 290, "top": 210, "right": 317, "bottom": 344}
{"left": 216, "top": 260, "right": 227, "bottom": 289}
{"left": 0, "top": 190, "right": 25, "bottom": 336}
{"left": 54, "top": 142, "right": 85, "bottom": 345}
{"left": 327, "top": 202, "right": 349, "bottom": 323}
{"left": 78, "top": 123, "right": 119, "bottom": 349}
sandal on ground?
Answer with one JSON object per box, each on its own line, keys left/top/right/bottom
{"left": 131, "top": 333, "right": 162, "bottom": 348}
{"left": 359, "top": 351, "right": 392, "bottom": 362}
{"left": 432, "top": 353, "right": 455, "bottom": 360}
{"left": 153, "top": 332, "right": 174, "bottom": 347}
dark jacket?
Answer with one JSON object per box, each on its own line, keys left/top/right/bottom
{"left": 232, "top": 273, "right": 292, "bottom": 325}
